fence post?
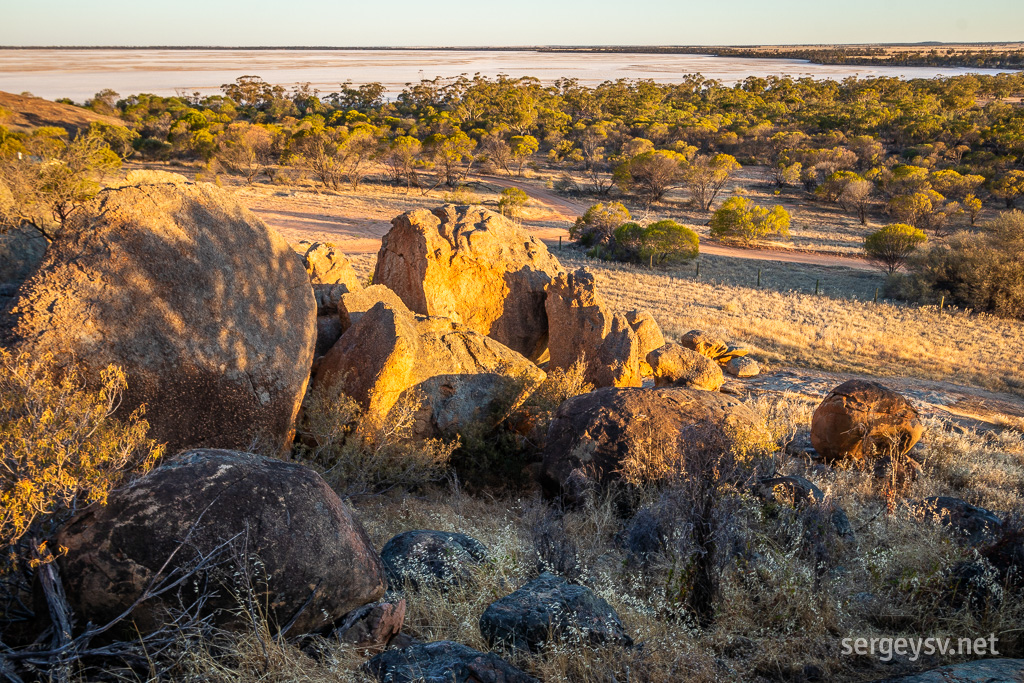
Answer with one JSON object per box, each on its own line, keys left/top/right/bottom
{"left": 558, "top": 236, "right": 562, "bottom": 252}
{"left": 939, "top": 295, "right": 944, "bottom": 314}
{"left": 874, "top": 287, "right": 878, "bottom": 303}
{"left": 757, "top": 268, "right": 761, "bottom": 288}
{"left": 815, "top": 279, "right": 820, "bottom": 295}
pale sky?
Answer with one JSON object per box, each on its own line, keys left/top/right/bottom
{"left": 0, "top": 0, "right": 1021, "bottom": 46}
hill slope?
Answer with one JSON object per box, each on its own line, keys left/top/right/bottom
{"left": 0, "top": 90, "right": 123, "bottom": 133}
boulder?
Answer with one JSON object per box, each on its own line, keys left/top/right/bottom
{"left": 55, "top": 450, "right": 387, "bottom": 636}
{"left": 479, "top": 572, "right": 632, "bottom": 652}
{"left": 338, "top": 284, "right": 408, "bottom": 333}
{"left": 335, "top": 598, "right": 406, "bottom": 650}
{"left": 365, "top": 640, "right": 538, "bottom": 683}
{"left": 303, "top": 241, "right": 363, "bottom": 288}
{"left": 647, "top": 342, "right": 724, "bottom": 391}
{"left": 0, "top": 224, "right": 47, "bottom": 287}
{"left": 915, "top": 496, "right": 1002, "bottom": 546}
{"left": 374, "top": 205, "right": 562, "bottom": 361}
{"left": 625, "top": 309, "right": 665, "bottom": 359}
{"left": 3, "top": 181, "right": 316, "bottom": 453}
{"left": 680, "top": 329, "right": 729, "bottom": 359}
{"left": 381, "top": 530, "right": 488, "bottom": 591}
{"left": 545, "top": 269, "right": 642, "bottom": 388}
{"left": 541, "top": 387, "right": 760, "bottom": 500}
{"left": 870, "top": 659, "right": 1024, "bottom": 683}
{"left": 724, "top": 356, "right": 760, "bottom": 378}
{"left": 810, "top": 380, "right": 924, "bottom": 464}
{"left": 315, "top": 299, "right": 544, "bottom": 435}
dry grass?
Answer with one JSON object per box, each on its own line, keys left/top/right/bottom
{"left": 559, "top": 251, "right": 1024, "bottom": 397}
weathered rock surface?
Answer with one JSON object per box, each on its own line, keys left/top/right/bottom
{"left": 335, "top": 599, "right": 406, "bottom": 650}
{"left": 545, "top": 269, "right": 642, "bottom": 388}
{"left": 625, "top": 309, "right": 665, "bottom": 359}
{"left": 0, "top": 224, "right": 47, "bottom": 287}
{"left": 303, "top": 241, "right": 363, "bottom": 288}
{"left": 374, "top": 205, "right": 561, "bottom": 361}
{"left": 724, "top": 356, "right": 760, "bottom": 378}
{"left": 338, "top": 284, "right": 408, "bottom": 333}
{"left": 680, "top": 329, "right": 729, "bottom": 359}
{"left": 315, "top": 315, "right": 344, "bottom": 358}
{"left": 647, "top": 342, "right": 724, "bottom": 391}
{"left": 3, "top": 181, "right": 316, "bottom": 452}
{"left": 365, "top": 640, "right": 538, "bottom": 683}
{"left": 315, "top": 299, "right": 544, "bottom": 435}
{"left": 916, "top": 496, "right": 1003, "bottom": 546}
{"left": 55, "top": 450, "right": 386, "bottom": 635}
{"left": 381, "top": 530, "right": 488, "bottom": 591}
{"left": 810, "top": 380, "right": 924, "bottom": 464}
{"left": 541, "top": 387, "right": 760, "bottom": 500}
{"left": 870, "top": 659, "right": 1024, "bottom": 682}
{"left": 479, "top": 572, "right": 632, "bottom": 652}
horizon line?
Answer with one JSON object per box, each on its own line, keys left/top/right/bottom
{"left": 2, "top": 42, "right": 1024, "bottom": 50}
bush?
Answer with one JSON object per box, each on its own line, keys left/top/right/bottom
{"left": 497, "top": 186, "right": 528, "bottom": 221}
{"left": 613, "top": 219, "right": 699, "bottom": 266}
{"left": 571, "top": 201, "right": 630, "bottom": 245}
{"left": 0, "top": 351, "right": 164, "bottom": 556}
{"left": 709, "top": 196, "right": 791, "bottom": 243}
{"left": 864, "top": 223, "right": 928, "bottom": 274}
{"left": 298, "top": 383, "right": 456, "bottom": 495}
{"left": 889, "top": 210, "right": 1024, "bottom": 319}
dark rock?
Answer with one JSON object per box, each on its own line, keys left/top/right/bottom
{"left": 56, "top": 449, "right": 386, "bottom": 636}
{"left": 315, "top": 315, "right": 343, "bottom": 358}
{"left": 945, "top": 561, "right": 1002, "bottom": 613}
{"left": 811, "top": 380, "right": 924, "bottom": 465}
{"left": 541, "top": 387, "right": 760, "bottom": 502}
{"left": 479, "top": 572, "right": 632, "bottom": 652}
{"left": 364, "top": 640, "right": 537, "bottom": 683}
{"left": 754, "top": 476, "right": 854, "bottom": 539}
{"left": 870, "top": 658, "right": 1024, "bottom": 682}
{"left": 380, "top": 530, "right": 488, "bottom": 591}
{"left": 915, "top": 497, "right": 1002, "bottom": 546}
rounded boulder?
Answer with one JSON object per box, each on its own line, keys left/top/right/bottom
{"left": 810, "top": 380, "right": 924, "bottom": 464}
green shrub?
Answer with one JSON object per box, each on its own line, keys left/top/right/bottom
{"left": 613, "top": 219, "right": 699, "bottom": 266}
{"left": 864, "top": 223, "right": 928, "bottom": 274}
{"left": 709, "top": 196, "right": 791, "bottom": 243}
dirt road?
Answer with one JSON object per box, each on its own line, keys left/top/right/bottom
{"left": 470, "top": 175, "right": 877, "bottom": 272}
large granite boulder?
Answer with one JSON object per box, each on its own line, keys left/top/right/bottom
{"left": 338, "top": 283, "right": 407, "bottom": 333}
{"left": 811, "top": 380, "right": 924, "bottom": 464}
{"left": 374, "top": 205, "right": 562, "bottom": 361}
{"left": 647, "top": 342, "right": 724, "bottom": 391}
{"left": 2, "top": 181, "right": 316, "bottom": 453}
{"left": 541, "top": 387, "right": 760, "bottom": 500}
{"left": 303, "top": 241, "right": 363, "bottom": 288}
{"left": 545, "top": 269, "right": 642, "bottom": 388}
{"left": 479, "top": 572, "right": 631, "bottom": 652}
{"left": 365, "top": 640, "right": 537, "bottom": 683}
{"left": 870, "top": 659, "right": 1024, "bottom": 682}
{"left": 55, "top": 450, "right": 387, "bottom": 636}
{"left": 315, "top": 299, "right": 544, "bottom": 435}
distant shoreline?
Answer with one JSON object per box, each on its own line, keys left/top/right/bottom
{"left": 1, "top": 42, "right": 1022, "bottom": 50}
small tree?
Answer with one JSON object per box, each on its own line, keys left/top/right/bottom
{"left": 682, "top": 153, "right": 741, "bottom": 211}
{"left": 509, "top": 135, "right": 538, "bottom": 176}
{"left": 382, "top": 135, "right": 423, "bottom": 191}
{"left": 709, "top": 196, "right": 791, "bottom": 244}
{"left": 497, "top": 187, "right": 529, "bottom": 222}
{"left": 216, "top": 122, "right": 275, "bottom": 184}
{"left": 615, "top": 150, "right": 687, "bottom": 205}
{"left": 963, "top": 193, "right": 983, "bottom": 226}
{"left": 571, "top": 201, "right": 630, "bottom": 245}
{"left": 991, "top": 169, "right": 1024, "bottom": 209}
{"left": 864, "top": 223, "right": 928, "bottom": 274}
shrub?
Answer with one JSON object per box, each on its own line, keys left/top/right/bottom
{"left": 497, "top": 186, "right": 528, "bottom": 221}
{"left": 298, "top": 383, "right": 456, "bottom": 495}
{"left": 889, "top": 210, "right": 1024, "bottom": 319}
{"left": 864, "top": 223, "right": 928, "bottom": 274}
{"left": 570, "top": 201, "right": 630, "bottom": 245}
{"left": 709, "top": 196, "right": 791, "bottom": 243}
{"left": 613, "top": 219, "right": 699, "bottom": 266}
{"left": 0, "top": 351, "right": 164, "bottom": 555}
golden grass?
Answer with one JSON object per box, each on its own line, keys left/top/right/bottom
{"left": 559, "top": 252, "right": 1024, "bottom": 397}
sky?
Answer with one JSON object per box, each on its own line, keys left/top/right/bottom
{"left": 0, "top": 0, "right": 1021, "bottom": 47}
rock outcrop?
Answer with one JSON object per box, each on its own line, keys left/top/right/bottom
{"left": 315, "top": 299, "right": 544, "bottom": 435}
{"left": 56, "top": 450, "right": 386, "bottom": 636}
{"left": 381, "top": 530, "right": 489, "bottom": 591}
{"left": 625, "top": 309, "right": 665, "bottom": 359}
{"left": 335, "top": 599, "right": 406, "bottom": 650}
{"left": 374, "top": 205, "right": 561, "bottom": 361}
{"left": 541, "top": 387, "right": 760, "bottom": 500}
{"left": 870, "top": 659, "right": 1024, "bottom": 683}
{"left": 365, "top": 640, "right": 538, "bottom": 683}
{"left": 680, "top": 329, "right": 729, "bottom": 359}
{"left": 811, "top": 380, "right": 924, "bottom": 464}
{"left": 479, "top": 572, "right": 632, "bottom": 652}
{"left": 338, "top": 284, "right": 408, "bottom": 333}
{"left": 303, "top": 241, "right": 363, "bottom": 288}
{"left": 545, "top": 269, "right": 642, "bottom": 388}
{"left": 915, "top": 496, "right": 1003, "bottom": 546}
{"left": 3, "top": 181, "right": 316, "bottom": 453}
{"left": 724, "top": 356, "right": 760, "bottom": 378}
{"left": 646, "top": 342, "right": 724, "bottom": 391}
